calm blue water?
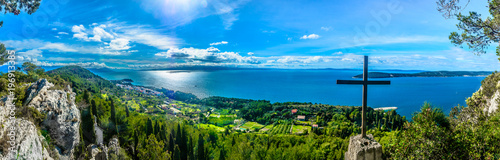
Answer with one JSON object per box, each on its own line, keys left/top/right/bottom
{"left": 89, "top": 69, "right": 485, "bottom": 119}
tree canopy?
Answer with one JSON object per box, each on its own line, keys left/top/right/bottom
{"left": 438, "top": 0, "right": 500, "bottom": 60}
{"left": 0, "top": 0, "right": 42, "bottom": 28}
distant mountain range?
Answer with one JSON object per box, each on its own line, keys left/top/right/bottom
{"left": 353, "top": 71, "right": 494, "bottom": 78}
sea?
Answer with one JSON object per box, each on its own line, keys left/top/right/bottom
{"left": 87, "top": 69, "right": 486, "bottom": 119}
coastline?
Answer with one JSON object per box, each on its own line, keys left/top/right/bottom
{"left": 373, "top": 107, "right": 398, "bottom": 111}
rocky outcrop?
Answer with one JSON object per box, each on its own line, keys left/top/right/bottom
{"left": 0, "top": 97, "right": 53, "bottom": 160}
{"left": 24, "top": 79, "right": 81, "bottom": 159}
{"left": 483, "top": 81, "right": 500, "bottom": 114}
{"left": 87, "top": 137, "right": 121, "bottom": 160}
{"left": 345, "top": 134, "right": 382, "bottom": 160}
{"left": 467, "top": 77, "right": 500, "bottom": 115}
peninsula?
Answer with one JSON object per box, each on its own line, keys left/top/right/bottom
{"left": 353, "top": 71, "right": 492, "bottom": 78}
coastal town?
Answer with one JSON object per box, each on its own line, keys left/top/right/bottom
{"left": 113, "top": 80, "right": 401, "bottom": 136}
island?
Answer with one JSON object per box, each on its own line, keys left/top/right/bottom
{"left": 353, "top": 71, "right": 493, "bottom": 78}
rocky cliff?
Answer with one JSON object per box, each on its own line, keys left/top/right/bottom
{"left": 466, "top": 72, "right": 500, "bottom": 115}
{"left": 25, "top": 79, "right": 81, "bottom": 159}
{"left": 0, "top": 96, "right": 53, "bottom": 160}
{"left": 0, "top": 79, "right": 82, "bottom": 159}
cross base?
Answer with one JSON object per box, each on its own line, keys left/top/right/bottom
{"left": 344, "top": 134, "right": 383, "bottom": 160}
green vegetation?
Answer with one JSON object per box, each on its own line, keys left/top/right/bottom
{"left": 239, "top": 121, "right": 265, "bottom": 131}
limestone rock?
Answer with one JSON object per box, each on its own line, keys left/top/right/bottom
{"left": 107, "top": 137, "right": 120, "bottom": 157}
{"left": 25, "top": 79, "right": 81, "bottom": 159}
{"left": 483, "top": 81, "right": 500, "bottom": 114}
{"left": 85, "top": 137, "right": 123, "bottom": 160}
{"left": 0, "top": 97, "right": 53, "bottom": 160}
{"left": 345, "top": 134, "right": 382, "bottom": 160}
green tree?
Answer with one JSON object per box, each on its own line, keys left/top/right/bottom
{"left": 125, "top": 104, "right": 130, "bottom": 117}
{"left": 138, "top": 134, "right": 170, "bottom": 160}
{"left": 387, "top": 103, "right": 456, "bottom": 159}
{"left": 83, "top": 90, "right": 90, "bottom": 104}
{"left": 169, "top": 130, "right": 176, "bottom": 155}
{"left": 438, "top": 0, "right": 500, "bottom": 60}
{"left": 0, "top": 43, "right": 8, "bottom": 65}
{"left": 110, "top": 97, "right": 116, "bottom": 124}
{"left": 0, "top": 0, "right": 42, "bottom": 28}
{"left": 146, "top": 118, "right": 154, "bottom": 136}
{"left": 197, "top": 134, "right": 205, "bottom": 160}
{"left": 173, "top": 145, "right": 181, "bottom": 160}
{"left": 133, "top": 130, "right": 139, "bottom": 159}
{"left": 219, "top": 146, "right": 226, "bottom": 160}
{"left": 91, "top": 99, "right": 99, "bottom": 123}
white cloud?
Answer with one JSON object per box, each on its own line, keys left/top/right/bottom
{"left": 300, "top": 34, "right": 320, "bottom": 40}
{"left": 71, "top": 25, "right": 90, "bottom": 41}
{"left": 19, "top": 49, "right": 43, "bottom": 57}
{"left": 71, "top": 25, "right": 86, "bottom": 33}
{"left": 66, "top": 22, "right": 179, "bottom": 52}
{"left": 116, "top": 24, "right": 179, "bottom": 50}
{"left": 275, "top": 56, "right": 329, "bottom": 64}
{"left": 321, "top": 27, "right": 332, "bottom": 31}
{"left": 73, "top": 32, "right": 89, "bottom": 41}
{"left": 247, "top": 52, "right": 254, "bottom": 56}
{"left": 40, "top": 43, "right": 78, "bottom": 52}
{"left": 139, "top": 0, "right": 249, "bottom": 30}
{"left": 31, "top": 61, "right": 111, "bottom": 69}
{"left": 58, "top": 32, "right": 69, "bottom": 35}
{"left": 155, "top": 47, "right": 259, "bottom": 64}
{"left": 107, "top": 38, "right": 131, "bottom": 50}
{"left": 51, "top": 28, "right": 57, "bottom": 31}
{"left": 210, "top": 41, "right": 228, "bottom": 46}
{"left": 90, "top": 27, "right": 114, "bottom": 42}
{"left": 3, "top": 39, "right": 77, "bottom": 53}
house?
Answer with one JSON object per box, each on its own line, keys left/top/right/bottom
{"left": 312, "top": 124, "right": 319, "bottom": 128}
{"left": 297, "top": 115, "right": 306, "bottom": 121}
{"left": 291, "top": 109, "right": 298, "bottom": 114}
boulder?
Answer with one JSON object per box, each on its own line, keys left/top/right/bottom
{"left": 344, "top": 134, "right": 382, "bottom": 160}
{"left": 0, "top": 97, "right": 53, "bottom": 160}
{"left": 25, "top": 79, "right": 81, "bottom": 159}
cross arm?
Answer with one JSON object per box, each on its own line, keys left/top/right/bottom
{"left": 337, "top": 80, "right": 391, "bottom": 85}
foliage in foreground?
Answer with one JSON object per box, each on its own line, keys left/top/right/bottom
{"left": 384, "top": 103, "right": 500, "bottom": 159}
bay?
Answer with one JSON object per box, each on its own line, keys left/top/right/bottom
{"left": 90, "top": 69, "right": 485, "bottom": 119}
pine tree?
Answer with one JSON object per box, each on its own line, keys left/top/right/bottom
{"left": 219, "top": 146, "right": 226, "bottom": 160}
{"left": 110, "top": 97, "right": 116, "bottom": 124}
{"left": 180, "top": 124, "right": 188, "bottom": 160}
{"left": 91, "top": 99, "right": 98, "bottom": 122}
{"left": 83, "top": 89, "right": 90, "bottom": 104}
{"left": 188, "top": 136, "right": 194, "bottom": 160}
{"left": 125, "top": 105, "right": 130, "bottom": 117}
{"left": 174, "top": 145, "right": 181, "bottom": 160}
{"left": 154, "top": 121, "right": 161, "bottom": 137}
{"left": 134, "top": 130, "right": 139, "bottom": 159}
{"left": 176, "top": 124, "right": 182, "bottom": 146}
{"left": 146, "top": 118, "right": 154, "bottom": 136}
{"left": 169, "top": 130, "right": 176, "bottom": 155}
{"left": 197, "top": 134, "right": 205, "bottom": 160}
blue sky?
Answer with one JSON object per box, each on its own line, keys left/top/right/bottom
{"left": 0, "top": 0, "right": 498, "bottom": 71}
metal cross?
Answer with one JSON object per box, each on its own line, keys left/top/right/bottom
{"left": 337, "top": 56, "right": 391, "bottom": 138}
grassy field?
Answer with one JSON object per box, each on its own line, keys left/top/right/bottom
{"left": 208, "top": 116, "right": 235, "bottom": 126}
{"left": 260, "top": 125, "right": 274, "bottom": 132}
{"left": 292, "top": 125, "right": 311, "bottom": 134}
{"left": 197, "top": 124, "right": 225, "bottom": 132}
{"left": 240, "top": 122, "right": 265, "bottom": 131}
